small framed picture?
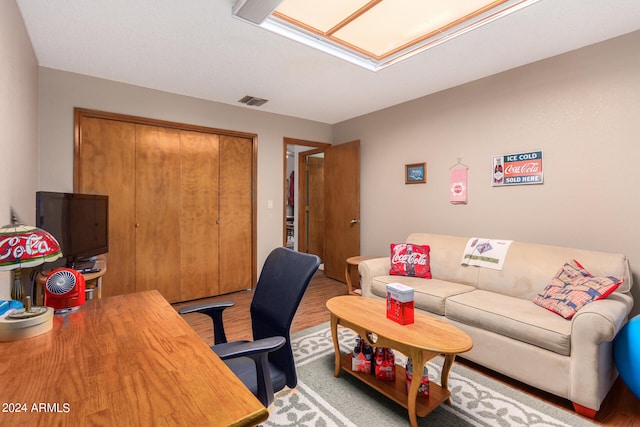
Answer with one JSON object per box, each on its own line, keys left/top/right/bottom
{"left": 405, "top": 163, "right": 426, "bottom": 184}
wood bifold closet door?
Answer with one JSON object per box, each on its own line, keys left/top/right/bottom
{"left": 75, "top": 109, "right": 255, "bottom": 303}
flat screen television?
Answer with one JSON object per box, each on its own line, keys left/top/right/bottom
{"left": 36, "top": 191, "right": 109, "bottom": 266}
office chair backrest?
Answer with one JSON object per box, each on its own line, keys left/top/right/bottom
{"left": 250, "top": 247, "right": 320, "bottom": 388}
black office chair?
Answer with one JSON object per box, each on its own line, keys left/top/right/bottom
{"left": 179, "top": 247, "right": 320, "bottom": 407}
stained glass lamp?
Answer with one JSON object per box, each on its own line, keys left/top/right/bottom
{"left": 0, "top": 216, "right": 62, "bottom": 302}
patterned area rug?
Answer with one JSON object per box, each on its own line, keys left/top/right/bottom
{"left": 263, "top": 322, "right": 596, "bottom": 427}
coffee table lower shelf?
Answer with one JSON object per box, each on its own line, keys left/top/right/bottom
{"left": 338, "top": 353, "right": 450, "bottom": 418}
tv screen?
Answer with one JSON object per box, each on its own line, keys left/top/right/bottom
{"left": 36, "top": 192, "right": 109, "bottom": 264}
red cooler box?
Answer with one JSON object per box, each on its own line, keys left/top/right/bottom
{"left": 386, "top": 283, "right": 414, "bottom": 325}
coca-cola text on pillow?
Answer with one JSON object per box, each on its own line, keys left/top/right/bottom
{"left": 389, "top": 243, "right": 432, "bottom": 278}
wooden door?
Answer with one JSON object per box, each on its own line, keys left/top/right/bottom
{"left": 180, "top": 131, "right": 220, "bottom": 300}
{"left": 75, "top": 115, "right": 137, "bottom": 298}
{"left": 135, "top": 125, "right": 182, "bottom": 302}
{"left": 306, "top": 155, "right": 325, "bottom": 260}
{"left": 75, "top": 109, "right": 257, "bottom": 301}
{"left": 323, "top": 140, "right": 361, "bottom": 282}
{"left": 218, "top": 135, "right": 254, "bottom": 294}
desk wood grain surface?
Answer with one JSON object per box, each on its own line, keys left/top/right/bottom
{"left": 0, "top": 290, "right": 268, "bottom": 426}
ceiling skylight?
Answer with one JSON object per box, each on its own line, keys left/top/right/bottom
{"left": 234, "top": 0, "right": 542, "bottom": 71}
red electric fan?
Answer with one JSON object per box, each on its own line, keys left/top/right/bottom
{"left": 44, "top": 268, "right": 86, "bottom": 313}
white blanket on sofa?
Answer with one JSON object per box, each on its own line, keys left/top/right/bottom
{"left": 461, "top": 237, "right": 513, "bottom": 270}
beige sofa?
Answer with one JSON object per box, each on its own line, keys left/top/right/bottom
{"left": 358, "top": 233, "right": 634, "bottom": 417}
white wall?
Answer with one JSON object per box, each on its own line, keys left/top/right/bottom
{"left": 7, "top": 0, "right": 640, "bottom": 314}
{"left": 37, "top": 68, "right": 333, "bottom": 273}
{"left": 334, "top": 31, "right": 640, "bottom": 316}
{"left": 0, "top": 0, "right": 39, "bottom": 299}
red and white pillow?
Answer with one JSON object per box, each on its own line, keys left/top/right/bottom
{"left": 389, "top": 243, "right": 432, "bottom": 278}
{"left": 533, "top": 259, "right": 622, "bottom": 319}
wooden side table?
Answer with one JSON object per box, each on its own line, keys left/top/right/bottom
{"left": 35, "top": 255, "right": 107, "bottom": 305}
{"left": 345, "top": 255, "right": 380, "bottom": 295}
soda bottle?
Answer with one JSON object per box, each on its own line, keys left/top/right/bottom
{"left": 493, "top": 158, "right": 504, "bottom": 184}
{"left": 364, "top": 343, "right": 374, "bottom": 374}
{"left": 386, "top": 348, "right": 395, "bottom": 366}
{"left": 406, "top": 245, "right": 415, "bottom": 276}
{"left": 353, "top": 336, "right": 362, "bottom": 356}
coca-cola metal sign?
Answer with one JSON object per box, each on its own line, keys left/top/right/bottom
{"left": 492, "top": 150, "right": 543, "bottom": 186}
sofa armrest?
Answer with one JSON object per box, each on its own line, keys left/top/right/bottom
{"left": 358, "top": 257, "right": 390, "bottom": 298}
{"left": 568, "top": 292, "right": 633, "bottom": 410}
{"left": 571, "top": 292, "right": 633, "bottom": 343}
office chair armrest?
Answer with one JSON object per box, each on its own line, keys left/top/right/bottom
{"left": 217, "top": 336, "right": 286, "bottom": 408}
{"left": 214, "top": 336, "right": 286, "bottom": 360}
{"left": 178, "top": 301, "right": 234, "bottom": 315}
{"left": 178, "top": 301, "right": 235, "bottom": 344}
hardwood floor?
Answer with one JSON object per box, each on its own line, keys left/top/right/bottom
{"left": 173, "top": 270, "right": 639, "bottom": 426}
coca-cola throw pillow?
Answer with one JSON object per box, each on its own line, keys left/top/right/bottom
{"left": 389, "top": 243, "right": 432, "bottom": 278}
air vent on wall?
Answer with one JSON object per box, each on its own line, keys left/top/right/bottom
{"left": 238, "top": 95, "right": 269, "bottom": 107}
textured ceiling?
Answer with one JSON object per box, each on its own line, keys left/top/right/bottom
{"left": 16, "top": 0, "right": 640, "bottom": 124}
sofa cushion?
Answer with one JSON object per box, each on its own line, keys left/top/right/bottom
{"left": 371, "top": 275, "right": 474, "bottom": 316}
{"left": 446, "top": 289, "right": 572, "bottom": 356}
{"left": 405, "top": 233, "right": 480, "bottom": 285}
{"left": 532, "top": 260, "right": 623, "bottom": 319}
{"left": 389, "top": 243, "right": 432, "bottom": 278}
{"left": 474, "top": 241, "right": 632, "bottom": 298}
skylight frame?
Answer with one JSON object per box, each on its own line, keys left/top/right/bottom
{"left": 255, "top": 0, "right": 542, "bottom": 71}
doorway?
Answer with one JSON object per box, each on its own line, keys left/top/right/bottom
{"left": 283, "top": 138, "right": 361, "bottom": 283}
{"left": 283, "top": 138, "right": 330, "bottom": 259}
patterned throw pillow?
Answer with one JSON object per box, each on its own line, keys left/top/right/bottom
{"left": 389, "top": 243, "right": 432, "bottom": 278}
{"left": 532, "top": 260, "right": 623, "bottom": 319}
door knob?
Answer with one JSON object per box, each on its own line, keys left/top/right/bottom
{"left": 350, "top": 219, "right": 360, "bottom": 224}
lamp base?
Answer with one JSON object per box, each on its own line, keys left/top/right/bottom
{"left": 0, "top": 307, "right": 53, "bottom": 341}
{"left": 7, "top": 306, "right": 48, "bottom": 319}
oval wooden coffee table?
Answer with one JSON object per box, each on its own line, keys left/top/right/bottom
{"left": 326, "top": 295, "right": 473, "bottom": 427}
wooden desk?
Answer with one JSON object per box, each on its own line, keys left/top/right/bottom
{"left": 327, "top": 296, "right": 473, "bottom": 427}
{"left": 0, "top": 290, "right": 268, "bottom": 426}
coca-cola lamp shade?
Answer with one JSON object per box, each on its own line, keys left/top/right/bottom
{"left": 0, "top": 223, "right": 62, "bottom": 301}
